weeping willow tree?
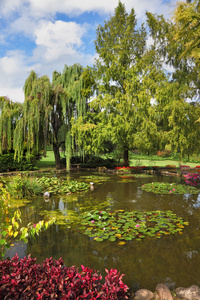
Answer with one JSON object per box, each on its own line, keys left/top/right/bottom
{"left": 0, "top": 97, "right": 23, "bottom": 154}
{"left": 13, "top": 64, "right": 95, "bottom": 170}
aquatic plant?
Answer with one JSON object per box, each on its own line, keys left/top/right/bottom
{"left": 79, "top": 175, "right": 111, "bottom": 183}
{"left": 133, "top": 174, "right": 153, "bottom": 178}
{"left": 0, "top": 254, "right": 129, "bottom": 299}
{"left": 5, "top": 176, "right": 90, "bottom": 199}
{"left": 141, "top": 182, "right": 199, "bottom": 194}
{"left": 118, "top": 174, "right": 135, "bottom": 179}
{"left": 77, "top": 209, "right": 189, "bottom": 243}
{"left": 6, "top": 175, "right": 43, "bottom": 199}
{"left": 36, "top": 177, "right": 89, "bottom": 194}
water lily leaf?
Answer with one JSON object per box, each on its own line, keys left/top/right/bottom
{"left": 124, "top": 237, "right": 132, "bottom": 241}
{"left": 77, "top": 209, "right": 189, "bottom": 243}
{"left": 88, "top": 234, "right": 96, "bottom": 238}
{"left": 102, "top": 235, "right": 109, "bottom": 239}
{"left": 95, "top": 237, "right": 103, "bottom": 242}
{"left": 109, "top": 236, "right": 116, "bottom": 242}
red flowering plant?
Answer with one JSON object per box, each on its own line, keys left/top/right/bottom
{"left": 0, "top": 254, "right": 129, "bottom": 299}
{"left": 180, "top": 165, "right": 190, "bottom": 170}
{"left": 195, "top": 166, "right": 200, "bottom": 173}
{"left": 115, "top": 166, "right": 146, "bottom": 177}
{"left": 184, "top": 173, "right": 200, "bottom": 187}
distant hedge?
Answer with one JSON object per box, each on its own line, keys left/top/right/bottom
{"left": 68, "top": 155, "right": 117, "bottom": 169}
{"left": 0, "top": 153, "right": 34, "bottom": 172}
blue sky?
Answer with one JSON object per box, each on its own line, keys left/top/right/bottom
{"left": 0, "top": 0, "right": 178, "bottom": 102}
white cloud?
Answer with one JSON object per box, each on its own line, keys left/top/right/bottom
{"left": 0, "top": 87, "right": 24, "bottom": 103}
{"left": 27, "top": 0, "right": 178, "bottom": 22}
{"left": 10, "top": 16, "right": 39, "bottom": 39}
{"left": 1, "top": 0, "right": 178, "bottom": 21}
{"left": 0, "top": 50, "right": 32, "bottom": 102}
{"left": 34, "top": 20, "right": 86, "bottom": 61}
{"left": 0, "top": 0, "right": 27, "bottom": 17}
{"left": 29, "top": 0, "right": 118, "bottom": 16}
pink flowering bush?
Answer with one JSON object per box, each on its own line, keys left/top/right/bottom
{"left": 184, "top": 173, "right": 200, "bottom": 187}
{"left": 0, "top": 254, "right": 129, "bottom": 299}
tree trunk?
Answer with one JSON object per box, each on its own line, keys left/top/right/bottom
{"left": 123, "top": 148, "right": 129, "bottom": 166}
{"left": 53, "top": 143, "right": 61, "bottom": 169}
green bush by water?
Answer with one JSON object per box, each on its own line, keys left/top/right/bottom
{"left": 5, "top": 176, "right": 90, "bottom": 198}
{"left": 0, "top": 153, "right": 35, "bottom": 172}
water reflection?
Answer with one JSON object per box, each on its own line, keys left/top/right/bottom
{"left": 8, "top": 172, "right": 200, "bottom": 292}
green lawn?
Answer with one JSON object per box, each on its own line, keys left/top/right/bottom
{"left": 36, "top": 151, "right": 56, "bottom": 168}
{"left": 37, "top": 151, "right": 199, "bottom": 169}
{"left": 129, "top": 158, "right": 198, "bottom": 168}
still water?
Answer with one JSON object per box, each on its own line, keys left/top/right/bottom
{"left": 7, "top": 171, "right": 200, "bottom": 292}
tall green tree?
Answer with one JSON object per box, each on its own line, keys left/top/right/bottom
{"left": 74, "top": 1, "right": 148, "bottom": 165}
{"left": 146, "top": 1, "right": 200, "bottom": 158}
{"left": 14, "top": 64, "right": 95, "bottom": 169}
{"left": 146, "top": 0, "right": 200, "bottom": 101}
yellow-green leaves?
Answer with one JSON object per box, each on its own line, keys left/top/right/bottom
{"left": 0, "top": 187, "right": 56, "bottom": 259}
{"left": 173, "top": 0, "right": 200, "bottom": 61}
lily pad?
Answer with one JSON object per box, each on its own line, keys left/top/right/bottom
{"left": 77, "top": 209, "right": 189, "bottom": 243}
{"left": 141, "top": 182, "right": 199, "bottom": 194}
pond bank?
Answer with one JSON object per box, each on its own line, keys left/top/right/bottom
{"left": 131, "top": 284, "right": 200, "bottom": 299}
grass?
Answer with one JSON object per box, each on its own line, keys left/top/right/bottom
{"left": 129, "top": 158, "right": 197, "bottom": 168}
{"left": 128, "top": 153, "right": 199, "bottom": 168}
{"left": 36, "top": 151, "right": 200, "bottom": 169}
{"left": 36, "top": 151, "right": 56, "bottom": 169}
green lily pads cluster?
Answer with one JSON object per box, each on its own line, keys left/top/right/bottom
{"left": 141, "top": 182, "right": 199, "bottom": 194}
{"left": 78, "top": 209, "right": 188, "bottom": 243}
{"left": 118, "top": 174, "right": 135, "bottom": 179}
{"left": 79, "top": 175, "right": 110, "bottom": 183}
{"left": 36, "top": 177, "right": 89, "bottom": 194}
{"left": 40, "top": 209, "right": 78, "bottom": 225}
{"left": 133, "top": 174, "right": 153, "bottom": 179}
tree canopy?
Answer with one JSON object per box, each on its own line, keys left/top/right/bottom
{"left": 73, "top": 1, "right": 150, "bottom": 165}
{"left": 0, "top": 65, "right": 95, "bottom": 170}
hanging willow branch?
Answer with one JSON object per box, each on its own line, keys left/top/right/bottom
{"left": 12, "top": 64, "right": 95, "bottom": 170}
{"left": 0, "top": 97, "right": 22, "bottom": 155}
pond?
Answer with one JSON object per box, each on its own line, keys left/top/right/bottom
{"left": 6, "top": 171, "right": 200, "bottom": 292}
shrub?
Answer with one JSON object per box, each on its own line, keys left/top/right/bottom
{"left": 0, "top": 153, "right": 35, "bottom": 172}
{"left": 6, "top": 176, "right": 43, "bottom": 199}
{"left": 157, "top": 150, "right": 172, "bottom": 157}
{"left": 115, "top": 166, "right": 146, "bottom": 174}
{"left": 70, "top": 155, "right": 117, "bottom": 169}
{"left": 5, "top": 176, "right": 90, "bottom": 198}
{"left": 0, "top": 255, "right": 129, "bottom": 299}
{"left": 165, "top": 164, "right": 176, "bottom": 169}
{"left": 184, "top": 173, "right": 200, "bottom": 187}
{"left": 0, "top": 187, "right": 55, "bottom": 259}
